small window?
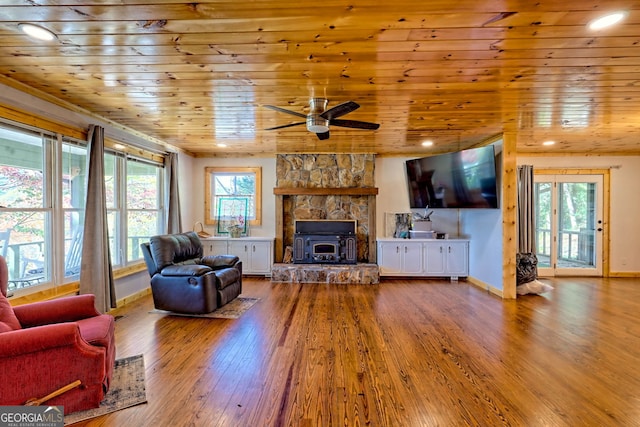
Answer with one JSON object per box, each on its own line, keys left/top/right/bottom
{"left": 205, "top": 167, "right": 261, "bottom": 227}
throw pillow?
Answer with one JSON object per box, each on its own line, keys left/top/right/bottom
{"left": 0, "top": 296, "right": 21, "bottom": 333}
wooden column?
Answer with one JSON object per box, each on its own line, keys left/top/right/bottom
{"left": 502, "top": 132, "right": 518, "bottom": 299}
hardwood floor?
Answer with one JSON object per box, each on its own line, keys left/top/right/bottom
{"left": 72, "top": 276, "right": 640, "bottom": 426}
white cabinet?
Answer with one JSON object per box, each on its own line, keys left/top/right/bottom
{"left": 377, "top": 239, "right": 469, "bottom": 279}
{"left": 423, "top": 242, "right": 446, "bottom": 275}
{"left": 201, "top": 237, "right": 274, "bottom": 276}
{"left": 202, "top": 239, "right": 229, "bottom": 257}
{"left": 423, "top": 240, "right": 469, "bottom": 279}
{"left": 228, "top": 239, "right": 273, "bottom": 275}
{"left": 377, "top": 240, "right": 423, "bottom": 276}
{"left": 442, "top": 241, "right": 468, "bottom": 277}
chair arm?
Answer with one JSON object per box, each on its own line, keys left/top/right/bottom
{"left": 0, "top": 322, "right": 100, "bottom": 358}
{"left": 13, "top": 294, "right": 100, "bottom": 328}
{"left": 160, "top": 264, "right": 212, "bottom": 277}
{"left": 201, "top": 255, "right": 240, "bottom": 270}
{"left": 0, "top": 323, "right": 105, "bottom": 407}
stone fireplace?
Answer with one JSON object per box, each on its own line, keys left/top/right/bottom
{"left": 273, "top": 154, "right": 378, "bottom": 264}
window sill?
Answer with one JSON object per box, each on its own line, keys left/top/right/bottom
{"left": 9, "top": 262, "right": 148, "bottom": 306}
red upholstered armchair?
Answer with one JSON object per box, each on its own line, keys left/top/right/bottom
{"left": 0, "top": 255, "right": 116, "bottom": 414}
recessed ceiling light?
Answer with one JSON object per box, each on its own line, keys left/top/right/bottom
{"left": 542, "top": 140, "right": 555, "bottom": 146}
{"left": 18, "top": 23, "right": 57, "bottom": 41}
{"left": 421, "top": 140, "right": 434, "bottom": 147}
{"left": 588, "top": 12, "right": 627, "bottom": 30}
{"left": 216, "top": 143, "right": 227, "bottom": 148}
{"left": 113, "top": 143, "right": 126, "bottom": 150}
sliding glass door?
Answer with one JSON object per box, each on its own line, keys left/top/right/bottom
{"left": 534, "top": 174, "right": 603, "bottom": 276}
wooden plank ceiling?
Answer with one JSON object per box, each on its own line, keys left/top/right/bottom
{"left": 1, "top": 1, "right": 639, "bottom": 156}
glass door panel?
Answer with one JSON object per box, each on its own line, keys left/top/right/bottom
{"left": 534, "top": 174, "right": 603, "bottom": 277}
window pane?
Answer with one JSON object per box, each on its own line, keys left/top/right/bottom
{"left": 105, "top": 153, "right": 117, "bottom": 208}
{"left": 62, "top": 144, "right": 87, "bottom": 210}
{"left": 0, "top": 127, "right": 45, "bottom": 209}
{"left": 127, "top": 160, "right": 160, "bottom": 209}
{"left": 126, "top": 159, "right": 162, "bottom": 262}
{"left": 63, "top": 211, "right": 83, "bottom": 279}
{"left": 106, "top": 210, "right": 119, "bottom": 266}
{"left": 128, "top": 210, "right": 159, "bottom": 262}
{"left": 535, "top": 182, "right": 552, "bottom": 268}
{"left": 211, "top": 172, "right": 257, "bottom": 221}
{"left": 0, "top": 211, "right": 49, "bottom": 288}
{"left": 0, "top": 124, "right": 51, "bottom": 291}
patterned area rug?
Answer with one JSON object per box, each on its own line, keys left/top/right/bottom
{"left": 64, "top": 354, "right": 147, "bottom": 425}
{"left": 149, "top": 296, "right": 260, "bottom": 319}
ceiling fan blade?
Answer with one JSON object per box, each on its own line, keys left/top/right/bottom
{"left": 316, "top": 131, "right": 330, "bottom": 140}
{"left": 264, "top": 105, "right": 307, "bottom": 119}
{"left": 329, "top": 119, "right": 380, "bottom": 130}
{"left": 320, "top": 101, "right": 360, "bottom": 120}
{"left": 265, "top": 122, "right": 306, "bottom": 130}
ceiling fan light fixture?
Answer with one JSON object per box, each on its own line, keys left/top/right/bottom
{"left": 307, "top": 115, "right": 330, "bottom": 133}
{"left": 18, "top": 23, "right": 57, "bottom": 41}
{"left": 588, "top": 11, "right": 627, "bottom": 30}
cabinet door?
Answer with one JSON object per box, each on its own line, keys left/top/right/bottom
{"left": 228, "top": 241, "right": 250, "bottom": 270}
{"left": 248, "top": 241, "right": 273, "bottom": 274}
{"left": 424, "top": 242, "right": 446, "bottom": 274}
{"left": 377, "top": 242, "right": 403, "bottom": 274}
{"left": 401, "top": 242, "right": 423, "bottom": 274}
{"left": 202, "top": 240, "right": 228, "bottom": 257}
{"left": 445, "top": 242, "right": 469, "bottom": 276}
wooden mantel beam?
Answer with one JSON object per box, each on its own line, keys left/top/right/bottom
{"left": 274, "top": 187, "right": 379, "bottom": 196}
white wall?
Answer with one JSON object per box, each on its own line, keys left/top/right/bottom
{"left": 518, "top": 155, "right": 640, "bottom": 274}
{"left": 461, "top": 209, "right": 503, "bottom": 291}
{"left": 375, "top": 156, "right": 505, "bottom": 291}
{"left": 187, "top": 156, "right": 278, "bottom": 238}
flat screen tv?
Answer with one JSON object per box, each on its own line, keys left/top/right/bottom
{"left": 405, "top": 146, "right": 499, "bottom": 209}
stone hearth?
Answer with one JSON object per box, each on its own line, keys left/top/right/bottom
{"left": 271, "top": 263, "right": 379, "bottom": 284}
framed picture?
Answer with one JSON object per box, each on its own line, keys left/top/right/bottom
{"left": 216, "top": 197, "right": 249, "bottom": 236}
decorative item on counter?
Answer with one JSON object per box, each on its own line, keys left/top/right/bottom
{"left": 193, "top": 222, "right": 211, "bottom": 238}
{"left": 394, "top": 213, "right": 411, "bottom": 238}
{"left": 412, "top": 208, "right": 433, "bottom": 232}
{"left": 226, "top": 214, "right": 246, "bottom": 238}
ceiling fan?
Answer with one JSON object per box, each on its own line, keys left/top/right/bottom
{"left": 264, "top": 98, "right": 380, "bottom": 140}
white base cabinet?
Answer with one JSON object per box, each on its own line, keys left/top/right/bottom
{"left": 202, "top": 237, "right": 274, "bottom": 276}
{"left": 377, "top": 240, "right": 423, "bottom": 275}
{"left": 377, "top": 239, "right": 469, "bottom": 279}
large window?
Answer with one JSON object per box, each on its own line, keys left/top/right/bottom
{"left": 0, "top": 124, "right": 53, "bottom": 289}
{"left": 205, "top": 167, "right": 261, "bottom": 228}
{"left": 0, "top": 121, "right": 165, "bottom": 294}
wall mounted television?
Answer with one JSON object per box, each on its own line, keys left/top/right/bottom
{"left": 405, "top": 145, "right": 499, "bottom": 209}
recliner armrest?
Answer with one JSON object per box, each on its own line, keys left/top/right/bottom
{"left": 13, "top": 294, "right": 101, "bottom": 327}
{"left": 0, "top": 322, "right": 102, "bottom": 358}
{"left": 201, "top": 255, "right": 240, "bottom": 270}
{"left": 160, "top": 264, "right": 212, "bottom": 277}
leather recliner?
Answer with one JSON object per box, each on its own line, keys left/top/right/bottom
{"left": 141, "top": 231, "right": 242, "bottom": 314}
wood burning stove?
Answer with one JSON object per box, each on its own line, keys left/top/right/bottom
{"left": 293, "top": 220, "right": 357, "bottom": 264}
